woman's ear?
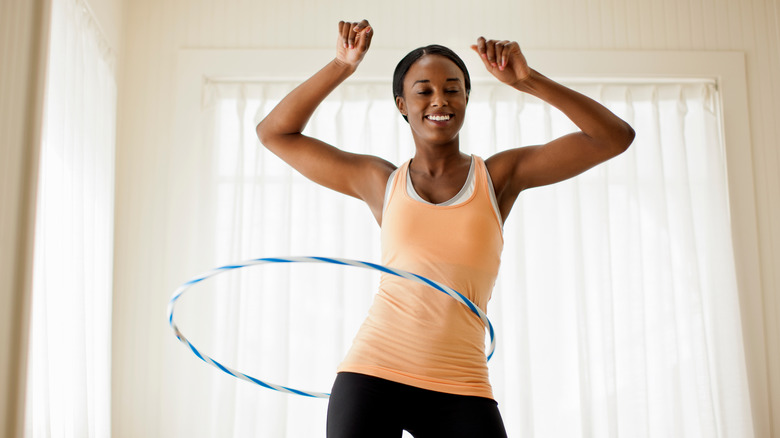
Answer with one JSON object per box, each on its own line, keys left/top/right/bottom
{"left": 395, "top": 95, "right": 407, "bottom": 117}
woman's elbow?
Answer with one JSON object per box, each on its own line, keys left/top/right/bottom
{"left": 612, "top": 122, "right": 635, "bottom": 155}
{"left": 256, "top": 119, "right": 283, "bottom": 148}
{"left": 255, "top": 120, "right": 270, "bottom": 145}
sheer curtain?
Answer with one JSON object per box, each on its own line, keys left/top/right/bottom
{"left": 183, "top": 79, "right": 753, "bottom": 437}
{"left": 25, "top": 0, "right": 116, "bottom": 436}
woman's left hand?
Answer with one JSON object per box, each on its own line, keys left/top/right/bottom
{"left": 471, "top": 37, "right": 531, "bottom": 87}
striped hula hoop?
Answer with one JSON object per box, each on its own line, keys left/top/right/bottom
{"left": 167, "top": 256, "right": 497, "bottom": 399}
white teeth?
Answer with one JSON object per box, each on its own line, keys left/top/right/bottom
{"left": 427, "top": 114, "right": 451, "bottom": 121}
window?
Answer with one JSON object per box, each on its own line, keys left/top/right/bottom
{"left": 167, "top": 49, "right": 754, "bottom": 437}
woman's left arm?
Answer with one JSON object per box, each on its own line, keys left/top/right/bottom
{"left": 473, "top": 38, "right": 635, "bottom": 220}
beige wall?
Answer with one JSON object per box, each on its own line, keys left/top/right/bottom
{"left": 113, "top": 0, "right": 779, "bottom": 436}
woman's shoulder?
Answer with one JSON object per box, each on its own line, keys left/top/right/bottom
{"left": 484, "top": 148, "right": 529, "bottom": 189}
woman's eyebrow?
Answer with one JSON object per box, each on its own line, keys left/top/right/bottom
{"left": 413, "top": 78, "right": 462, "bottom": 85}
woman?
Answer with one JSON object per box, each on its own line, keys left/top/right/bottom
{"left": 256, "top": 19, "right": 634, "bottom": 438}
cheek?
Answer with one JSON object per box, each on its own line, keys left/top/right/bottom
{"left": 407, "top": 96, "right": 427, "bottom": 110}
{"left": 404, "top": 101, "right": 429, "bottom": 120}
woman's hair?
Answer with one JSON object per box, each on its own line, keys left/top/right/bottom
{"left": 392, "top": 45, "right": 471, "bottom": 122}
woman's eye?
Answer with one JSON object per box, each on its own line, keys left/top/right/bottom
{"left": 417, "top": 90, "right": 432, "bottom": 95}
{"left": 446, "top": 89, "right": 459, "bottom": 93}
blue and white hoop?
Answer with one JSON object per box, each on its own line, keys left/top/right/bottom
{"left": 167, "top": 256, "right": 497, "bottom": 399}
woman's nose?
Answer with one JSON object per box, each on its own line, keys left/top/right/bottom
{"left": 431, "top": 91, "right": 447, "bottom": 107}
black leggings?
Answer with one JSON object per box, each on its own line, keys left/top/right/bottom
{"left": 326, "top": 372, "right": 508, "bottom": 438}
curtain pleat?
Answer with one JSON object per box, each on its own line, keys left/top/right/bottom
{"left": 184, "top": 79, "right": 754, "bottom": 437}
{"left": 25, "top": 0, "right": 116, "bottom": 437}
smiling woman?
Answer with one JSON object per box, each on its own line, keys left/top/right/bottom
{"left": 254, "top": 18, "right": 634, "bottom": 438}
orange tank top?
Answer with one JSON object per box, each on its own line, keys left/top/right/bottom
{"left": 337, "top": 155, "right": 504, "bottom": 399}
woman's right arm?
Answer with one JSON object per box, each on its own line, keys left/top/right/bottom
{"left": 255, "top": 20, "right": 395, "bottom": 223}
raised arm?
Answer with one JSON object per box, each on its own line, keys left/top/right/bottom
{"left": 472, "top": 38, "right": 636, "bottom": 222}
{"left": 255, "top": 20, "right": 395, "bottom": 224}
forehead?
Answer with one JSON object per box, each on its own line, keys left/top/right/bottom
{"left": 404, "top": 54, "right": 464, "bottom": 85}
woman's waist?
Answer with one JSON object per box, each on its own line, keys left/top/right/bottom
{"left": 377, "top": 262, "right": 498, "bottom": 311}
{"left": 364, "top": 289, "right": 489, "bottom": 355}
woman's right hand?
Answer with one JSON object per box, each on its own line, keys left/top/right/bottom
{"left": 335, "top": 20, "right": 373, "bottom": 69}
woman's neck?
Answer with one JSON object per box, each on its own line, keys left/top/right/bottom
{"left": 410, "top": 139, "right": 468, "bottom": 177}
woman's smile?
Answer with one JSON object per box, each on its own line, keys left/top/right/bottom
{"left": 425, "top": 113, "right": 455, "bottom": 125}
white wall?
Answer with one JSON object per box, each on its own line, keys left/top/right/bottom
{"left": 114, "top": 0, "right": 780, "bottom": 436}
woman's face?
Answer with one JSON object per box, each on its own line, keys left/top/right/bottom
{"left": 396, "top": 55, "right": 468, "bottom": 147}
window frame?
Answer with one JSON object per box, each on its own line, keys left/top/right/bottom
{"left": 173, "top": 47, "right": 762, "bottom": 419}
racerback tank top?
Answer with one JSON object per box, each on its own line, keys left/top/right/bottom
{"left": 337, "top": 155, "right": 504, "bottom": 399}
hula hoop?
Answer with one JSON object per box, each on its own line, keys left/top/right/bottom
{"left": 167, "top": 256, "right": 496, "bottom": 399}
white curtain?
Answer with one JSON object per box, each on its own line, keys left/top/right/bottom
{"left": 25, "top": 0, "right": 116, "bottom": 436}
{"left": 175, "top": 78, "right": 753, "bottom": 437}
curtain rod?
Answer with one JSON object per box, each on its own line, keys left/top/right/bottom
{"left": 204, "top": 75, "right": 718, "bottom": 87}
